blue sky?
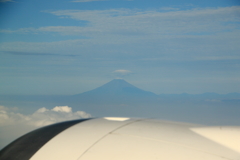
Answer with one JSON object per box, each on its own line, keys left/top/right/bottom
{"left": 0, "top": 0, "right": 240, "bottom": 95}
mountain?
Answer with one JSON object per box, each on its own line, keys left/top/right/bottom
{"left": 69, "top": 79, "right": 158, "bottom": 105}
{"left": 76, "top": 79, "right": 156, "bottom": 97}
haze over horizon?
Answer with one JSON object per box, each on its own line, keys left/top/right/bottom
{"left": 75, "top": 78, "right": 240, "bottom": 95}
{"left": 1, "top": 78, "right": 240, "bottom": 96}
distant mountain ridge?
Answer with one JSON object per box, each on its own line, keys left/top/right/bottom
{"left": 0, "top": 79, "right": 240, "bottom": 125}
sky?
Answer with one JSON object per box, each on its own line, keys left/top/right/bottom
{"left": 0, "top": 0, "right": 240, "bottom": 95}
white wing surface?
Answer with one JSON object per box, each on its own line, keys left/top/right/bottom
{"left": 0, "top": 118, "right": 240, "bottom": 160}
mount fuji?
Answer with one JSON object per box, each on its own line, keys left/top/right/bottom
{"left": 76, "top": 79, "right": 156, "bottom": 97}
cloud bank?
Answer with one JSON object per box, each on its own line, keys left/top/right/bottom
{"left": 0, "top": 105, "right": 91, "bottom": 127}
{"left": 0, "top": 105, "right": 91, "bottom": 149}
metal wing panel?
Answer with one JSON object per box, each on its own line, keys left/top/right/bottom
{"left": 30, "top": 118, "right": 136, "bottom": 160}
{"left": 78, "top": 132, "right": 233, "bottom": 160}
{"left": 191, "top": 126, "right": 240, "bottom": 153}
{"left": 78, "top": 119, "right": 240, "bottom": 160}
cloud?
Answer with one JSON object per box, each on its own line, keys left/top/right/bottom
{"left": 46, "top": 7, "right": 240, "bottom": 35}
{"left": 0, "top": 105, "right": 91, "bottom": 127}
{"left": 72, "top": 0, "right": 106, "bottom": 2}
{"left": 113, "top": 69, "right": 132, "bottom": 75}
{"left": 3, "top": 6, "right": 240, "bottom": 36}
{"left": 112, "top": 69, "right": 133, "bottom": 78}
{"left": 194, "top": 56, "right": 240, "bottom": 61}
{"left": 4, "top": 51, "right": 58, "bottom": 56}
{"left": 0, "top": 0, "right": 14, "bottom": 2}
{"left": 3, "top": 51, "right": 78, "bottom": 57}
{"left": 159, "top": 7, "right": 179, "bottom": 11}
{"left": 0, "top": 105, "right": 91, "bottom": 149}
{"left": 0, "top": 7, "right": 240, "bottom": 62}
{"left": 51, "top": 106, "right": 72, "bottom": 113}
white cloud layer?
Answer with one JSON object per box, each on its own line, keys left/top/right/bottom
{"left": 0, "top": 105, "right": 91, "bottom": 149}
{"left": 0, "top": 105, "right": 91, "bottom": 127}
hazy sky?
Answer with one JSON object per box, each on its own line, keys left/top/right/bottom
{"left": 0, "top": 0, "right": 240, "bottom": 95}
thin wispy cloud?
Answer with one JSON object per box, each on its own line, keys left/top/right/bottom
{"left": 2, "top": 7, "right": 239, "bottom": 55}
{"left": 113, "top": 69, "right": 132, "bottom": 75}
{"left": 1, "top": 32, "right": 239, "bottom": 62}
{"left": 72, "top": 0, "right": 106, "bottom": 2}
{"left": 47, "top": 7, "right": 240, "bottom": 35}
{"left": 112, "top": 69, "right": 133, "bottom": 78}
{"left": 3, "top": 51, "right": 78, "bottom": 57}
{"left": 0, "top": 0, "right": 14, "bottom": 2}
{"left": 3, "top": 7, "right": 240, "bottom": 36}
{"left": 194, "top": 56, "right": 240, "bottom": 61}
{"left": 159, "top": 7, "right": 179, "bottom": 11}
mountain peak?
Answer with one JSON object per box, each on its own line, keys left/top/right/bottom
{"left": 102, "top": 79, "right": 135, "bottom": 89}
{"left": 78, "top": 79, "right": 156, "bottom": 97}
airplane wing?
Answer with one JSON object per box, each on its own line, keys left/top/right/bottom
{"left": 0, "top": 117, "right": 240, "bottom": 160}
